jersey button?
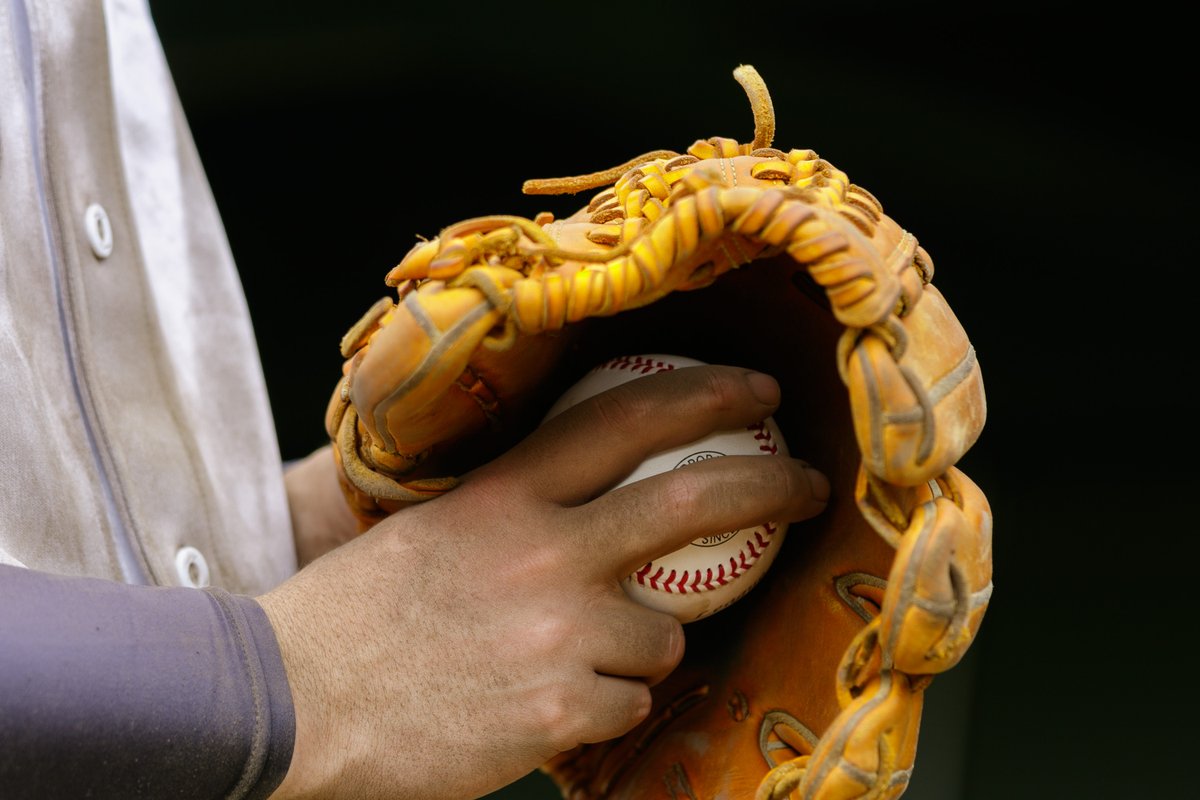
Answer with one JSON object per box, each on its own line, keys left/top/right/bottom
{"left": 174, "top": 546, "right": 210, "bottom": 588}
{"left": 84, "top": 203, "right": 114, "bottom": 259}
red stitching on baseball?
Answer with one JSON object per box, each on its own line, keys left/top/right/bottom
{"left": 599, "top": 355, "right": 677, "bottom": 375}
{"left": 757, "top": 525, "right": 773, "bottom": 550}
{"left": 633, "top": 521, "right": 780, "bottom": 594}
{"left": 748, "top": 420, "right": 778, "bottom": 454}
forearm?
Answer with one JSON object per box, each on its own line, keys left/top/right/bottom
{"left": 0, "top": 565, "right": 295, "bottom": 800}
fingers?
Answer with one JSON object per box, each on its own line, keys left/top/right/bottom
{"left": 576, "top": 454, "right": 830, "bottom": 577}
{"left": 551, "top": 673, "right": 653, "bottom": 748}
{"left": 548, "top": 602, "right": 676, "bottom": 749}
{"left": 584, "top": 598, "right": 685, "bottom": 687}
{"left": 492, "top": 366, "right": 783, "bottom": 505}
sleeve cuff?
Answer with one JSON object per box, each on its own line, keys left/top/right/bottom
{"left": 0, "top": 565, "right": 296, "bottom": 799}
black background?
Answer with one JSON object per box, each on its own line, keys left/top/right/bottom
{"left": 147, "top": 2, "right": 1196, "bottom": 797}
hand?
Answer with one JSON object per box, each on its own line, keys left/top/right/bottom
{"left": 284, "top": 445, "right": 361, "bottom": 567}
{"left": 258, "top": 365, "right": 830, "bottom": 800}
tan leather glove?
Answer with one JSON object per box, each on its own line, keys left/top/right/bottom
{"left": 324, "top": 64, "right": 992, "bottom": 800}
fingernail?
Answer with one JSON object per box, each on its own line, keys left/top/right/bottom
{"left": 744, "top": 371, "right": 780, "bottom": 405}
{"left": 804, "top": 466, "right": 831, "bottom": 504}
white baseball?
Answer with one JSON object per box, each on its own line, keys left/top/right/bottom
{"left": 542, "top": 354, "right": 789, "bottom": 623}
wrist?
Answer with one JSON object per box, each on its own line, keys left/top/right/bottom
{"left": 285, "top": 446, "right": 361, "bottom": 566}
{"left": 257, "top": 589, "right": 333, "bottom": 800}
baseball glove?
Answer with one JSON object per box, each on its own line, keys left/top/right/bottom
{"left": 324, "top": 64, "right": 992, "bottom": 800}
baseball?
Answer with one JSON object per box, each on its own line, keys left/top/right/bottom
{"left": 542, "top": 354, "right": 789, "bottom": 623}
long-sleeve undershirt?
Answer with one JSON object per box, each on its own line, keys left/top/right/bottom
{"left": 0, "top": 564, "right": 295, "bottom": 799}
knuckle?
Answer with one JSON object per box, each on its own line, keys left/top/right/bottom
{"left": 491, "top": 538, "right": 569, "bottom": 590}
{"left": 653, "top": 616, "right": 686, "bottom": 675}
{"left": 760, "top": 456, "right": 801, "bottom": 506}
{"left": 522, "top": 613, "right": 573, "bottom": 654}
{"left": 589, "top": 387, "right": 648, "bottom": 437}
{"left": 624, "top": 682, "right": 653, "bottom": 730}
{"left": 659, "top": 471, "right": 706, "bottom": 525}
{"left": 697, "top": 368, "right": 742, "bottom": 414}
{"left": 539, "top": 684, "right": 582, "bottom": 752}
{"left": 440, "top": 474, "right": 509, "bottom": 522}
{"left": 730, "top": 455, "right": 798, "bottom": 513}
{"left": 754, "top": 457, "right": 830, "bottom": 522}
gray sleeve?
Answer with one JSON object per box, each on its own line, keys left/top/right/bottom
{"left": 0, "top": 565, "right": 295, "bottom": 799}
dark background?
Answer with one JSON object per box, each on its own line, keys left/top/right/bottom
{"left": 147, "top": 3, "right": 1196, "bottom": 797}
